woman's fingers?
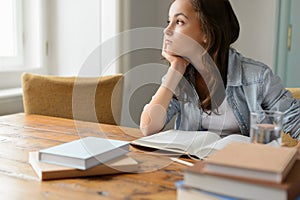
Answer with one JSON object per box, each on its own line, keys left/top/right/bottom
{"left": 162, "top": 50, "right": 189, "bottom": 74}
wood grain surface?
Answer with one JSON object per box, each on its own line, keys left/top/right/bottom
{"left": 0, "top": 113, "right": 194, "bottom": 199}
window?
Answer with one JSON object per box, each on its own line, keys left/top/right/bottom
{"left": 0, "top": 0, "right": 23, "bottom": 69}
{"left": 0, "top": 0, "right": 46, "bottom": 89}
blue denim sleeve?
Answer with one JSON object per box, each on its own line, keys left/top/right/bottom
{"left": 165, "top": 97, "right": 180, "bottom": 126}
{"left": 261, "top": 68, "right": 300, "bottom": 139}
{"left": 279, "top": 91, "right": 300, "bottom": 139}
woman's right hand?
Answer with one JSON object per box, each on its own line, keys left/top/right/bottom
{"left": 162, "top": 48, "right": 189, "bottom": 75}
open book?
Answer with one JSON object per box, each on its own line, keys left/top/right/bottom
{"left": 131, "top": 130, "right": 252, "bottom": 159}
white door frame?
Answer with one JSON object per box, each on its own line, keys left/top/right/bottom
{"left": 275, "top": 0, "right": 291, "bottom": 85}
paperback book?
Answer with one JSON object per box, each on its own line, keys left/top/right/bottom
{"left": 30, "top": 152, "right": 138, "bottom": 180}
{"left": 204, "top": 142, "right": 297, "bottom": 183}
{"left": 184, "top": 160, "right": 300, "bottom": 200}
{"left": 176, "top": 180, "right": 238, "bottom": 200}
{"left": 39, "top": 137, "right": 130, "bottom": 170}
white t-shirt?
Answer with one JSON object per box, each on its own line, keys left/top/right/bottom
{"left": 201, "top": 98, "right": 240, "bottom": 136}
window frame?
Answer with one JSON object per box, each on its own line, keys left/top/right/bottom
{"left": 0, "top": 0, "right": 47, "bottom": 89}
{"left": 0, "top": 0, "right": 24, "bottom": 70}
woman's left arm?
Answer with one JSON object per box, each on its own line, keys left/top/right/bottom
{"left": 261, "top": 68, "right": 300, "bottom": 140}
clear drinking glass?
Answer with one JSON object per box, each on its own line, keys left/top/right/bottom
{"left": 250, "top": 110, "right": 283, "bottom": 144}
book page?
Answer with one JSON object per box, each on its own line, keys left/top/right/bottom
{"left": 133, "top": 130, "right": 282, "bottom": 159}
{"left": 194, "top": 134, "right": 250, "bottom": 159}
{"left": 132, "top": 130, "right": 221, "bottom": 157}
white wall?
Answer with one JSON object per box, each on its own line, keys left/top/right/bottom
{"left": 47, "top": 0, "right": 100, "bottom": 76}
{"left": 118, "top": 0, "right": 171, "bottom": 73}
{"left": 231, "top": 0, "right": 277, "bottom": 69}
{"left": 47, "top": 0, "right": 119, "bottom": 76}
{"left": 118, "top": 0, "right": 171, "bottom": 128}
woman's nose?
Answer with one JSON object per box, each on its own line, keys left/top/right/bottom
{"left": 164, "top": 24, "right": 173, "bottom": 36}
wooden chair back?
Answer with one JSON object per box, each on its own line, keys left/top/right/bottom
{"left": 22, "top": 73, "right": 123, "bottom": 125}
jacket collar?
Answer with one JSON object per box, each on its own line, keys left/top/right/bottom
{"left": 227, "top": 48, "right": 243, "bottom": 86}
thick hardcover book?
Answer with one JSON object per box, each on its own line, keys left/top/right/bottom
{"left": 184, "top": 160, "right": 300, "bottom": 200}
{"left": 204, "top": 142, "right": 297, "bottom": 183}
{"left": 176, "top": 180, "right": 238, "bottom": 200}
{"left": 39, "top": 137, "right": 130, "bottom": 170}
{"left": 30, "top": 152, "right": 138, "bottom": 180}
{"left": 131, "top": 130, "right": 251, "bottom": 159}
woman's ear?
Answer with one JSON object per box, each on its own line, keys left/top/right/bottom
{"left": 203, "top": 35, "right": 208, "bottom": 44}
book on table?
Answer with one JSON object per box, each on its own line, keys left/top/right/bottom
{"left": 131, "top": 129, "right": 254, "bottom": 159}
{"left": 184, "top": 160, "right": 300, "bottom": 200}
{"left": 183, "top": 147, "right": 300, "bottom": 200}
{"left": 30, "top": 151, "right": 138, "bottom": 180}
{"left": 176, "top": 180, "right": 238, "bottom": 200}
{"left": 204, "top": 142, "right": 297, "bottom": 183}
{"left": 39, "top": 137, "right": 130, "bottom": 170}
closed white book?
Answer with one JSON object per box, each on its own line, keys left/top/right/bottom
{"left": 39, "top": 137, "right": 130, "bottom": 170}
{"left": 30, "top": 152, "right": 138, "bottom": 180}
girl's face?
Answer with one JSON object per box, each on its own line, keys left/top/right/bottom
{"left": 164, "top": 0, "right": 207, "bottom": 56}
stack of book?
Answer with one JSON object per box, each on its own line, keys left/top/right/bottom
{"left": 29, "top": 137, "right": 138, "bottom": 180}
{"left": 177, "top": 142, "right": 300, "bottom": 200}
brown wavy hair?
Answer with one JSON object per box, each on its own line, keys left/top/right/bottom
{"left": 185, "top": 0, "right": 240, "bottom": 112}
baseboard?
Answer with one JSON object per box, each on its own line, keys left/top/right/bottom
{"left": 0, "top": 88, "right": 24, "bottom": 116}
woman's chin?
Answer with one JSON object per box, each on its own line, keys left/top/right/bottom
{"left": 164, "top": 47, "right": 180, "bottom": 56}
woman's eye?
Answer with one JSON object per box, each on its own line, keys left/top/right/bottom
{"left": 177, "top": 20, "right": 184, "bottom": 25}
{"left": 167, "top": 19, "right": 184, "bottom": 26}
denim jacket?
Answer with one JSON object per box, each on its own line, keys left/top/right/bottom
{"left": 165, "top": 48, "right": 300, "bottom": 139}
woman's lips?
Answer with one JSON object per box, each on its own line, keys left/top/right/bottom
{"left": 165, "top": 39, "right": 172, "bottom": 45}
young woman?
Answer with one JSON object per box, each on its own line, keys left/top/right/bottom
{"left": 140, "top": 0, "right": 300, "bottom": 140}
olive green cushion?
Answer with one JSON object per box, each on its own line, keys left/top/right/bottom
{"left": 22, "top": 73, "right": 123, "bottom": 125}
{"left": 286, "top": 88, "right": 300, "bottom": 101}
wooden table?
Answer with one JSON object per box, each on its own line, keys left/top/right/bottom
{"left": 0, "top": 113, "right": 193, "bottom": 199}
